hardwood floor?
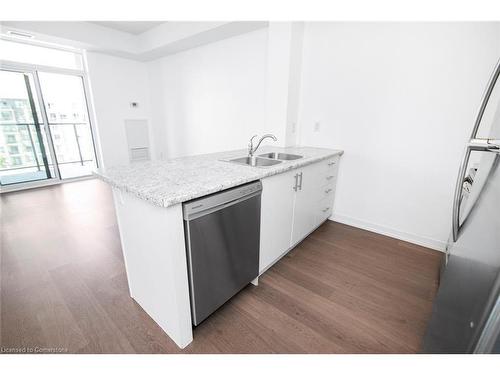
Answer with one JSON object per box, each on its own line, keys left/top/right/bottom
{"left": 0, "top": 179, "right": 442, "bottom": 353}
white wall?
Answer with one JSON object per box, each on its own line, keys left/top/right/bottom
{"left": 298, "top": 22, "right": 500, "bottom": 250}
{"left": 147, "top": 28, "right": 270, "bottom": 159}
{"left": 85, "top": 22, "right": 500, "bottom": 251}
{"left": 86, "top": 52, "right": 152, "bottom": 168}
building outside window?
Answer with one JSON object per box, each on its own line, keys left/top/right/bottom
{"left": 8, "top": 145, "right": 20, "bottom": 154}
{"left": 1, "top": 110, "right": 13, "bottom": 121}
{"left": 11, "top": 156, "right": 22, "bottom": 166}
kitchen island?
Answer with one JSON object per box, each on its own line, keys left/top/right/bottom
{"left": 96, "top": 146, "right": 343, "bottom": 348}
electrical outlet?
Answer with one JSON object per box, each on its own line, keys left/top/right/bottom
{"left": 314, "top": 121, "right": 321, "bottom": 132}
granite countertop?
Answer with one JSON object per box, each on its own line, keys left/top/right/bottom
{"left": 95, "top": 146, "right": 343, "bottom": 208}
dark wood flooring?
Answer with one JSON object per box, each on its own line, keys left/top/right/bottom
{"left": 0, "top": 179, "right": 442, "bottom": 353}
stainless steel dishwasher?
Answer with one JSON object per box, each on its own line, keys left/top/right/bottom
{"left": 183, "top": 180, "right": 262, "bottom": 326}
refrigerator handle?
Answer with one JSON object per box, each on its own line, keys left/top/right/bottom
{"left": 470, "top": 58, "right": 500, "bottom": 139}
{"left": 452, "top": 146, "right": 471, "bottom": 242}
{"left": 452, "top": 139, "right": 500, "bottom": 241}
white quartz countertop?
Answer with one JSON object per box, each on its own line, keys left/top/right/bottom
{"left": 95, "top": 146, "right": 343, "bottom": 208}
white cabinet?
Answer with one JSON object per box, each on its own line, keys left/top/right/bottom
{"left": 259, "top": 169, "right": 297, "bottom": 273}
{"left": 259, "top": 155, "right": 340, "bottom": 273}
{"left": 316, "top": 157, "right": 339, "bottom": 225}
{"left": 291, "top": 162, "right": 323, "bottom": 246}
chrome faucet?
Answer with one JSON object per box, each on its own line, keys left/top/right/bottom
{"left": 248, "top": 134, "right": 278, "bottom": 157}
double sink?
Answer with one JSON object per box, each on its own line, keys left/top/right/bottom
{"left": 229, "top": 152, "right": 303, "bottom": 167}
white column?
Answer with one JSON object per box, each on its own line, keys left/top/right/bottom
{"left": 265, "top": 22, "right": 305, "bottom": 147}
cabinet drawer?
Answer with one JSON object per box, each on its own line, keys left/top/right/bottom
{"left": 317, "top": 196, "right": 333, "bottom": 222}
{"left": 320, "top": 186, "right": 335, "bottom": 200}
{"left": 321, "top": 157, "right": 339, "bottom": 173}
{"left": 321, "top": 172, "right": 337, "bottom": 187}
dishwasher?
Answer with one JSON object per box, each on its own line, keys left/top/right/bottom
{"left": 183, "top": 180, "right": 262, "bottom": 326}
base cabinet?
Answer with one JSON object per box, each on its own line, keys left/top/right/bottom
{"left": 259, "top": 156, "right": 340, "bottom": 273}
{"left": 259, "top": 169, "right": 296, "bottom": 273}
{"left": 291, "top": 162, "right": 324, "bottom": 246}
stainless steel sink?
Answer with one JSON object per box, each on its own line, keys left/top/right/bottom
{"left": 259, "top": 152, "right": 303, "bottom": 161}
{"left": 229, "top": 156, "right": 282, "bottom": 167}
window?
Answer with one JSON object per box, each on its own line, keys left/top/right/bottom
{"left": 8, "top": 145, "right": 19, "bottom": 154}
{"left": 0, "top": 39, "right": 83, "bottom": 70}
{"left": 1, "top": 41, "right": 98, "bottom": 186}
{"left": 38, "top": 72, "right": 98, "bottom": 179}
{"left": 1, "top": 111, "right": 13, "bottom": 121}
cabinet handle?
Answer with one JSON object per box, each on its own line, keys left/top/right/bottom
{"left": 298, "top": 172, "right": 303, "bottom": 190}
{"left": 322, "top": 207, "right": 330, "bottom": 213}
{"left": 326, "top": 175, "right": 335, "bottom": 180}
{"left": 328, "top": 161, "right": 335, "bottom": 166}
{"left": 325, "top": 188, "right": 332, "bottom": 194}
{"left": 293, "top": 173, "right": 299, "bottom": 191}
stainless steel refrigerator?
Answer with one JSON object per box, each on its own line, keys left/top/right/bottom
{"left": 423, "top": 59, "right": 500, "bottom": 353}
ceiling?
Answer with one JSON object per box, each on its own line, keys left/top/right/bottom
{"left": 90, "top": 21, "right": 165, "bottom": 35}
{"left": 0, "top": 21, "right": 269, "bottom": 61}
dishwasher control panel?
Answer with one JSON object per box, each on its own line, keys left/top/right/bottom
{"left": 183, "top": 180, "right": 262, "bottom": 219}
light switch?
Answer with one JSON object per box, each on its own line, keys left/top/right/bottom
{"left": 314, "top": 121, "right": 321, "bottom": 132}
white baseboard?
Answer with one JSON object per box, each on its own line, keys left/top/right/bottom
{"left": 330, "top": 213, "right": 446, "bottom": 252}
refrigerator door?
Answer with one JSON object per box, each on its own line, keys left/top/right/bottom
{"left": 440, "top": 59, "right": 500, "bottom": 273}
{"left": 423, "top": 58, "right": 500, "bottom": 353}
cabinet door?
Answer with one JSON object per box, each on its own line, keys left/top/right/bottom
{"left": 259, "top": 169, "right": 296, "bottom": 273}
{"left": 291, "top": 162, "right": 323, "bottom": 246}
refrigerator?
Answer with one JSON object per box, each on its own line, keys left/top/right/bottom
{"left": 423, "top": 59, "right": 500, "bottom": 353}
